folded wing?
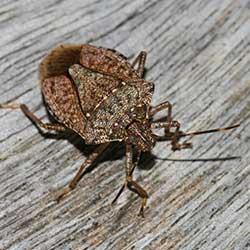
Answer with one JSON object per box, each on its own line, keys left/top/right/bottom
{"left": 80, "top": 44, "right": 140, "bottom": 81}
{"left": 42, "top": 75, "right": 86, "bottom": 139}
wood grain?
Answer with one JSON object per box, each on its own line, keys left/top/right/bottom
{"left": 0, "top": 0, "right": 249, "bottom": 249}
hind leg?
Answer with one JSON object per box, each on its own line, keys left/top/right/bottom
{"left": 0, "top": 103, "right": 65, "bottom": 132}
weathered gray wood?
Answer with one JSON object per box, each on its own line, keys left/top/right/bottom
{"left": 0, "top": 0, "right": 249, "bottom": 249}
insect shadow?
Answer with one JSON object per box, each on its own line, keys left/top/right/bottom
{"left": 41, "top": 104, "right": 240, "bottom": 177}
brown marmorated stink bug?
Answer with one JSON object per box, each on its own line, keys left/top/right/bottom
{"left": 1, "top": 44, "right": 239, "bottom": 217}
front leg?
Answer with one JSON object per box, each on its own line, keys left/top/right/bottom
{"left": 150, "top": 101, "right": 192, "bottom": 150}
{"left": 152, "top": 120, "right": 192, "bottom": 151}
{"left": 112, "top": 150, "right": 141, "bottom": 204}
{"left": 113, "top": 144, "right": 148, "bottom": 217}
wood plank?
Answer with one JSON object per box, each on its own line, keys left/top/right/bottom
{"left": 0, "top": 0, "right": 249, "bottom": 249}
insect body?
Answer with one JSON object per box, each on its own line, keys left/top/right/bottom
{"left": 69, "top": 64, "right": 154, "bottom": 149}
{"left": 0, "top": 44, "right": 239, "bottom": 216}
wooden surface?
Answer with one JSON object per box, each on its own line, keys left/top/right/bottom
{"left": 0, "top": 0, "right": 249, "bottom": 249}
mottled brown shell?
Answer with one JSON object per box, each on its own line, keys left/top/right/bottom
{"left": 39, "top": 44, "right": 139, "bottom": 112}
{"left": 41, "top": 75, "right": 86, "bottom": 138}
{"left": 68, "top": 64, "right": 121, "bottom": 114}
{"left": 39, "top": 44, "right": 87, "bottom": 138}
{"left": 39, "top": 44, "right": 154, "bottom": 144}
{"left": 80, "top": 44, "right": 140, "bottom": 81}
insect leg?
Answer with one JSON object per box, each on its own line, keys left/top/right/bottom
{"left": 112, "top": 150, "right": 141, "bottom": 204}
{"left": 169, "top": 121, "right": 193, "bottom": 150}
{"left": 0, "top": 103, "right": 66, "bottom": 132}
{"left": 151, "top": 121, "right": 192, "bottom": 150}
{"left": 131, "top": 51, "right": 147, "bottom": 77}
{"left": 150, "top": 102, "right": 192, "bottom": 149}
{"left": 56, "top": 143, "right": 109, "bottom": 202}
{"left": 150, "top": 101, "right": 172, "bottom": 133}
{"left": 124, "top": 145, "right": 148, "bottom": 217}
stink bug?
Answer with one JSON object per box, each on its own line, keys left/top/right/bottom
{"left": 0, "top": 44, "right": 239, "bottom": 216}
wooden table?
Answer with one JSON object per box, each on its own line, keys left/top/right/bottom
{"left": 0, "top": 1, "right": 249, "bottom": 249}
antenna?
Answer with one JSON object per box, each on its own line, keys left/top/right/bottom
{"left": 180, "top": 124, "right": 240, "bottom": 137}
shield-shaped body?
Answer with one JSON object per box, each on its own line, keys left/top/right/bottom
{"left": 39, "top": 44, "right": 154, "bottom": 145}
